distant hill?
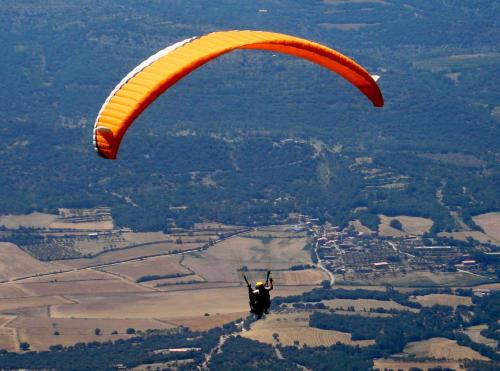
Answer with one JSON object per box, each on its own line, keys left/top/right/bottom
{"left": 0, "top": 0, "right": 498, "bottom": 235}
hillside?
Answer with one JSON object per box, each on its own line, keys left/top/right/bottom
{"left": 0, "top": 0, "right": 498, "bottom": 236}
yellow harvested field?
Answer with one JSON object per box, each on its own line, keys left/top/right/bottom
{"left": 57, "top": 242, "right": 201, "bottom": 269}
{"left": 18, "top": 278, "right": 150, "bottom": 296}
{"left": 157, "top": 282, "right": 241, "bottom": 292}
{"left": 473, "top": 283, "right": 500, "bottom": 291}
{"left": 168, "top": 312, "right": 247, "bottom": 331}
{"left": 331, "top": 284, "right": 388, "bottom": 292}
{"left": 373, "top": 359, "right": 462, "bottom": 371}
{"left": 51, "top": 286, "right": 314, "bottom": 320}
{"left": 145, "top": 275, "right": 204, "bottom": 288}
{"left": 404, "top": 337, "right": 490, "bottom": 360}
{"left": 122, "top": 231, "right": 174, "bottom": 244}
{"left": 473, "top": 212, "right": 500, "bottom": 242}
{"left": 322, "top": 298, "right": 416, "bottom": 312}
{"left": 0, "top": 327, "right": 18, "bottom": 352}
{"left": 0, "top": 284, "right": 31, "bottom": 299}
{"left": 412, "top": 294, "right": 472, "bottom": 308}
{"left": 351, "top": 271, "right": 489, "bottom": 287}
{"left": 11, "top": 317, "right": 175, "bottom": 351}
{"left": 183, "top": 236, "right": 311, "bottom": 282}
{"left": 243, "top": 312, "right": 374, "bottom": 347}
{"left": 0, "top": 243, "right": 67, "bottom": 281}
{"left": 439, "top": 231, "right": 499, "bottom": 246}
{"left": 348, "top": 219, "right": 372, "bottom": 235}
{"left": 240, "top": 269, "right": 327, "bottom": 286}
{"left": 277, "top": 269, "right": 328, "bottom": 286}
{"left": 48, "top": 220, "right": 113, "bottom": 230}
{"left": 0, "top": 296, "right": 73, "bottom": 312}
{"left": 17, "top": 269, "right": 110, "bottom": 283}
{"left": 100, "top": 255, "right": 191, "bottom": 281}
{"left": 463, "top": 324, "right": 498, "bottom": 348}
{"left": 0, "top": 212, "right": 57, "bottom": 229}
{"left": 379, "top": 215, "right": 433, "bottom": 236}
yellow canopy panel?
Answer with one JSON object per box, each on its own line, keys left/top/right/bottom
{"left": 94, "top": 30, "right": 384, "bottom": 159}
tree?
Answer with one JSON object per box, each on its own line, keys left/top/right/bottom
{"left": 19, "top": 342, "right": 30, "bottom": 351}
{"left": 390, "top": 219, "right": 403, "bottom": 231}
{"left": 95, "top": 328, "right": 101, "bottom": 336}
{"left": 126, "top": 328, "right": 136, "bottom": 335}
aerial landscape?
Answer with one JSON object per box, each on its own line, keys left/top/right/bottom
{"left": 0, "top": 1, "right": 499, "bottom": 370}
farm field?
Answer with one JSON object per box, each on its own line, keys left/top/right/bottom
{"left": 241, "top": 269, "right": 327, "bottom": 286}
{"left": 0, "top": 243, "right": 67, "bottom": 281}
{"left": 144, "top": 275, "right": 205, "bottom": 288}
{"left": 473, "top": 212, "right": 500, "bottom": 242}
{"left": 379, "top": 215, "right": 433, "bottom": 236}
{"left": 348, "top": 219, "right": 372, "bottom": 235}
{"left": 50, "top": 286, "right": 313, "bottom": 320}
{"left": 11, "top": 317, "right": 176, "bottom": 351}
{"left": 182, "top": 235, "right": 311, "bottom": 283}
{"left": 0, "top": 296, "right": 73, "bottom": 312}
{"left": 17, "top": 278, "right": 150, "bottom": 296}
{"left": 0, "top": 226, "right": 325, "bottom": 351}
{"left": 56, "top": 242, "right": 202, "bottom": 269}
{"left": 99, "top": 255, "right": 191, "bottom": 282}
{"left": 412, "top": 293, "right": 472, "bottom": 308}
{"left": 0, "top": 284, "right": 31, "bottom": 299}
{"left": 373, "top": 358, "right": 462, "bottom": 371}
{"left": 342, "top": 271, "right": 492, "bottom": 287}
{"left": 403, "top": 337, "right": 490, "bottom": 361}
{"left": 243, "top": 311, "right": 375, "bottom": 347}
{"left": 0, "top": 212, "right": 58, "bottom": 229}
{"left": 168, "top": 312, "right": 247, "bottom": 331}
{"left": 439, "top": 231, "right": 500, "bottom": 246}
{"left": 0, "top": 327, "right": 17, "bottom": 352}
{"left": 322, "top": 298, "right": 417, "bottom": 312}
{"left": 463, "top": 324, "right": 498, "bottom": 349}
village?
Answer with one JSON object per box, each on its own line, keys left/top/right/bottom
{"left": 300, "top": 218, "right": 498, "bottom": 288}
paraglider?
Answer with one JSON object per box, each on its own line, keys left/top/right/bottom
{"left": 93, "top": 30, "right": 384, "bottom": 159}
{"left": 244, "top": 271, "right": 273, "bottom": 319}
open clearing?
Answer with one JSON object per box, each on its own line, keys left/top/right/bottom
{"left": 404, "top": 337, "right": 490, "bottom": 360}
{"left": 343, "top": 271, "right": 492, "bottom": 287}
{"left": 18, "top": 278, "right": 149, "bottom": 296}
{"left": 463, "top": 324, "right": 498, "bottom": 349}
{"left": 0, "top": 328, "right": 17, "bottom": 352}
{"left": 348, "top": 220, "right": 372, "bottom": 235}
{"left": 56, "top": 242, "right": 202, "bottom": 269}
{"left": 439, "top": 231, "right": 500, "bottom": 246}
{"left": 373, "top": 358, "right": 462, "bottom": 371}
{"left": 100, "top": 255, "right": 191, "bottom": 282}
{"left": 243, "top": 311, "right": 374, "bottom": 347}
{"left": 0, "top": 243, "right": 67, "bottom": 281}
{"left": 241, "top": 269, "right": 327, "bottom": 286}
{"left": 168, "top": 312, "right": 247, "bottom": 331}
{"left": 11, "top": 317, "right": 176, "bottom": 351}
{"left": 473, "top": 212, "right": 500, "bottom": 242}
{"left": 322, "top": 298, "right": 416, "bottom": 312}
{"left": 0, "top": 284, "right": 31, "bottom": 299}
{"left": 379, "top": 215, "right": 433, "bottom": 236}
{"left": 0, "top": 212, "right": 57, "bottom": 229}
{"left": 0, "top": 296, "right": 73, "bottom": 312}
{"left": 412, "top": 293, "right": 472, "bottom": 308}
{"left": 182, "top": 236, "right": 311, "bottom": 283}
{"left": 51, "top": 286, "right": 313, "bottom": 320}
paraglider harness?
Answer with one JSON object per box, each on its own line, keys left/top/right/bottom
{"left": 243, "top": 271, "right": 273, "bottom": 318}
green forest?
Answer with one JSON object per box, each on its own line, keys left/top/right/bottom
{"left": 0, "top": 0, "right": 498, "bottom": 233}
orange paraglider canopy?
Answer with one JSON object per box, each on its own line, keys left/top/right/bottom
{"left": 94, "top": 30, "right": 384, "bottom": 159}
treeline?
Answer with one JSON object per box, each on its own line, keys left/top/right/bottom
{"left": 0, "top": 324, "right": 239, "bottom": 370}
{"left": 136, "top": 272, "right": 191, "bottom": 283}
